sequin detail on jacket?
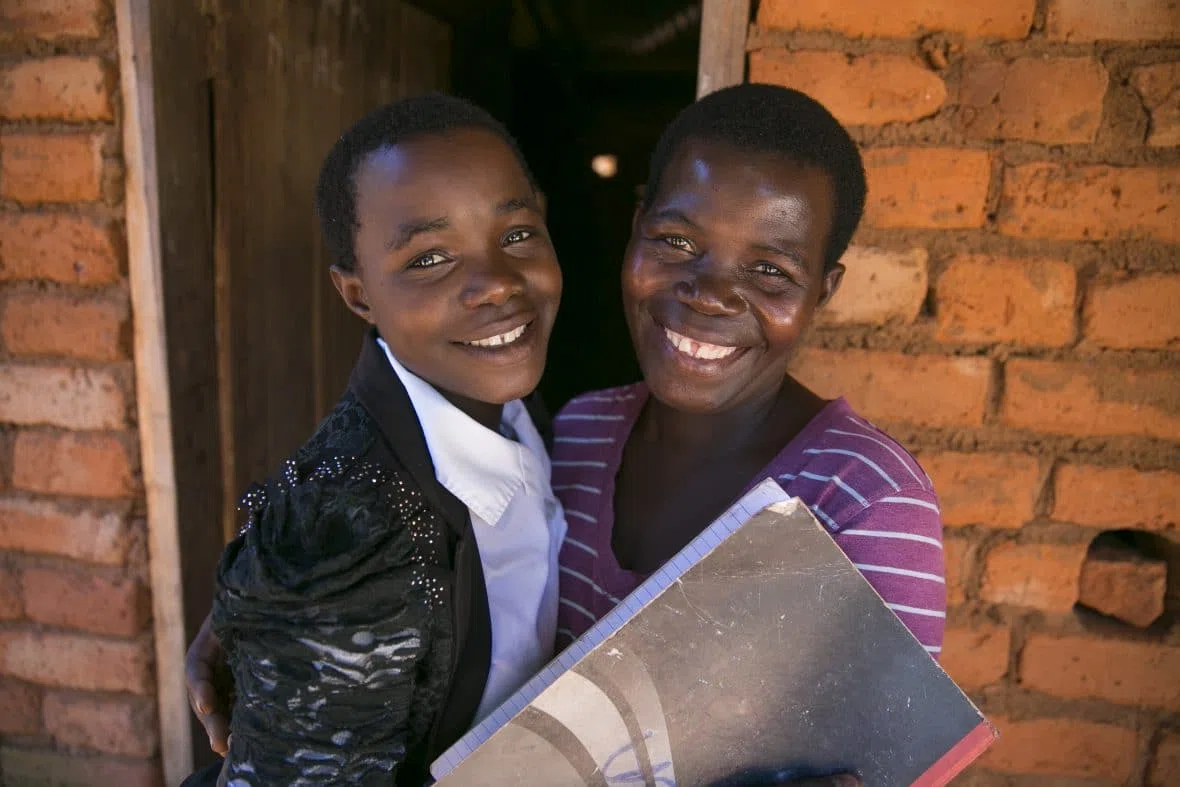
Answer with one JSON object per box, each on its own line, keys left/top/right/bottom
{"left": 212, "top": 392, "right": 453, "bottom": 785}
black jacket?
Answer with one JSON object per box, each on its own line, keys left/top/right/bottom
{"left": 188, "top": 330, "right": 550, "bottom": 786}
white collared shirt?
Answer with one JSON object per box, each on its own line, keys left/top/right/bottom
{"left": 377, "top": 338, "right": 567, "bottom": 722}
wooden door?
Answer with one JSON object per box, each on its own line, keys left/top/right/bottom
{"left": 211, "top": 1, "right": 452, "bottom": 538}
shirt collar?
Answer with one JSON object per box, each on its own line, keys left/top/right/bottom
{"left": 377, "top": 338, "right": 545, "bottom": 526}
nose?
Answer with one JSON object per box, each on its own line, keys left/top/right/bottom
{"left": 459, "top": 250, "right": 527, "bottom": 309}
{"left": 674, "top": 259, "right": 743, "bottom": 317}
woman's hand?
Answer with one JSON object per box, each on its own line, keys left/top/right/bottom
{"left": 184, "top": 613, "right": 233, "bottom": 755}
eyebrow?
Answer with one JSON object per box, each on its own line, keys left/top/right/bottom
{"left": 643, "top": 208, "right": 702, "bottom": 229}
{"left": 753, "top": 240, "right": 810, "bottom": 270}
{"left": 386, "top": 196, "right": 538, "bottom": 252}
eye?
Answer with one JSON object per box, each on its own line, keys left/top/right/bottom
{"left": 753, "top": 261, "right": 787, "bottom": 277}
{"left": 407, "top": 251, "right": 449, "bottom": 269}
{"left": 662, "top": 235, "right": 693, "bottom": 252}
{"left": 503, "top": 228, "right": 533, "bottom": 245}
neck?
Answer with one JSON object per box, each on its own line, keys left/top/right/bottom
{"left": 441, "top": 389, "right": 504, "bottom": 432}
{"left": 639, "top": 379, "right": 788, "bottom": 455}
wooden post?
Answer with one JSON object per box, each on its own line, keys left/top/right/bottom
{"left": 114, "top": 0, "right": 192, "bottom": 782}
{"left": 696, "top": 0, "right": 752, "bottom": 98}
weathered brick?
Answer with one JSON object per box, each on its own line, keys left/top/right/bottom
{"left": 921, "top": 453, "right": 1040, "bottom": 527}
{"left": 0, "top": 365, "right": 126, "bottom": 430}
{"left": 864, "top": 148, "right": 991, "bottom": 229}
{"left": 1077, "top": 545, "right": 1166, "bottom": 628}
{"left": 2, "top": 291, "right": 129, "bottom": 361}
{"left": 935, "top": 256, "right": 1076, "bottom": 347}
{"left": 980, "top": 716, "right": 1137, "bottom": 782}
{"left": 0, "top": 631, "right": 152, "bottom": 694}
{"left": 0, "top": 747, "right": 161, "bottom": 787}
{"left": 0, "top": 133, "right": 104, "bottom": 204}
{"left": 43, "top": 692, "right": 158, "bottom": 757}
{"left": 945, "top": 536, "right": 973, "bottom": 605}
{"left": 1054, "top": 465, "right": 1179, "bottom": 533}
{"left": 0, "top": 565, "right": 21, "bottom": 620}
{"left": 22, "top": 568, "right": 149, "bottom": 637}
{"left": 0, "top": 679, "right": 40, "bottom": 735}
{"left": 0, "top": 57, "right": 113, "bottom": 122}
{"left": 1151, "top": 732, "right": 1180, "bottom": 787}
{"left": 980, "top": 542, "right": 1086, "bottom": 611}
{"left": 12, "top": 431, "right": 133, "bottom": 499}
{"left": 0, "top": 0, "right": 105, "bottom": 40}
{"left": 749, "top": 51, "right": 945, "bottom": 126}
{"left": 999, "top": 164, "right": 1180, "bottom": 244}
{"left": 959, "top": 57, "right": 1107, "bottom": 144}
{"left": 818, "top": 246, "right": 928, "bottom": 326}
{"left": 1046, "top": 0, "right": 1180, "bottom": 41}
{"left": 0, "top": 214, "right": 122, "bottom": 285}
{"left": 790, "top": 349, "right": 992, "bottom": 428}
{"left": 1002, "top": 359, "right": 1180, "bottom": 442}
{"left": 941, "top": 624, "right": 1010, "bottom": 689}
{"left": 1021, "top": 635, "right": 1180, "bottom": 710}
{"left": 756, "top": 0, "right": 1035, "bottom": 39}
{"left": 1133, "top": 63, "right": 1180, "bottom": 147}
{"left": 1084, "top": 274, "right": 1180, "bottom": 349}
{"left": 0, "top": 497, "right": 130, "bottom": 564}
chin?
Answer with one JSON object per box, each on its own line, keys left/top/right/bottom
{"left": 642, "top": 370, "right": 734, "bottom": 415}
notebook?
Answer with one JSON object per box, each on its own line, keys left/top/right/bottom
{"left": 431, "top": 479, "right": 996, "bottom": 786}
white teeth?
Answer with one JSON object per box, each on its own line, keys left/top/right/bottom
{"left": 467, "top": 323, "right": 527, "bottom": 348}
{"left": 664, "top": 328, "right": 738, "bottom": 360}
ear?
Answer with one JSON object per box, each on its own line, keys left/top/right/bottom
{"left": 330, "top": 265, "right": 375, "bottom": 323}
{"left": 817, "top": 262, "right": 845, "bottom": 308}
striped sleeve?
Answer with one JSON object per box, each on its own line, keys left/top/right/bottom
{"left": 832, "top": 486, "right": 946, "bottom": 658}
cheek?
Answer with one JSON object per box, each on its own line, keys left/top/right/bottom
{"left": 621, "top": 249, "right": 659, "bottom": 309}
{"left": 756, "top": 298, "right": 813, "bottom": 352}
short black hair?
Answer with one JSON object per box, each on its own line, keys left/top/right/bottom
{"left": 642, "top": 84, "right": 867, "bottom": 272}
{"left": 315, "top": 92, "right": 537, "bottom": 272}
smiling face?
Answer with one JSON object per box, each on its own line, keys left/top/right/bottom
{"left": 331, "top": 128, "right": 561, "bottom": 406}
{"left": 623, "top": 138, "right": 843, "bottom": 414}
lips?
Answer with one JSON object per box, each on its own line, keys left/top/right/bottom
{"left": 464, "top": 322, "right": 529, "bottom": 348}
{"left": 456, "top": 312, "right": 536, "bottom": 349}
{"left": 663, "top": 327, "right": 738, "bottom": 360}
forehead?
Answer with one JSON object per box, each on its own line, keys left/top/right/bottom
{"left": 353, "top": 128, "right": 532, "bottom": 215}
{"left": 650, "top": 139, "right": 836, "bottom": 223}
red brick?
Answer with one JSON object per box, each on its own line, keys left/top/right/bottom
{"left": 1021, "top": 635, "right": 1180, "bottom": 710}
{"left": 0, "top": 133, "right": 104, "bottom": 204}
{"left": 1084, "top": 274, "right": 1180, "bottom": 349}
{"left": 0, "top": 57, "right": 113, "bottom": 122}
{"left": 864, "top": 148, "right": 991, "bottom": 229}
{"left": 790, "top": 349, "right": 992, "bottom": 428}
{"left": 0, "top": 0, "right": 105, "bottom": 40}
{"left": 749, "top": 51, "right": 945, "bottom": 126}
{"left": 0, "top": 565, "right": 21, "bottom": 620}
{"left": 0, "top": 365, "right": 126, "bottom": 430}
{"left": 0, "top": 747, "right": 162, "bottom": 787}
{"left": 0, "top": 631, "right": 152, "bottom": 694}
{"left": 945, "top": 536, "right": 973, "bottom": 605}
{"left": 0, "top": 497, "right": 131, "bottom": 564}
{"left": 1002, "top": 359, "right": 1180, "bottom": 442}
{"left": 22, "top": 568, "right": 149, "bottom": 637}
{"left": 12, "top": 431, "right": 133, "bottom": 499}
{"left": 980, "top": 716, "right": 1137, "bottom": 782}
{"left": 1133, "top": 63, "right": 1180, "bottom": 147}
{"left": 941, "top": 624, "right": 1010, "bottom": 689}
{"left": 2, "top": 291, "right": 129, "bottom": 361}
{"left": 43, "top": 692, "right": 158, "bottom": 757}
{"left": 756, "top": 0, "right": 1034, "bottom": 39}
{"left": 1151, "top": 732, "right": 1180, "bottom": 787}
{"left": 818, "top": 246, "right": 928, "bottom": 326}
{"left": 922, "top": 453, "right": 1041, "bottom": 527}
{"left": 0, "top": 679, "right": 40, "bottom": 735}
{"left": 1046, "top": 0, "right": 1180, "bottom": 41}
{"left": 979, "top": 542, "right": 1086, "bottom": 611}
{"left": 0, "top": 214, "right": 122, "bottom": 285}
{"left": 1077, "top": 545, "right": 1166, "bottom": 628}
{"left": 959, "top": 57, "right": 1107, "bottom": 144}
{"left": 999, "top": 164, "right": 1180, "bottom": 244}
{"left": 935, "top": 256, "right": 1076, "bottom": 347}
{"left": 1053, "top": 465, "right": 1179, "bottom": 533}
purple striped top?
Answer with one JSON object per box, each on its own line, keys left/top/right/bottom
{"left": 552, "top": 383, "right": 946, "bottom": 658}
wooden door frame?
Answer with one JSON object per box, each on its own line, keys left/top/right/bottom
{"left": 697, "top": 0, "right": 751, "bottom": 98}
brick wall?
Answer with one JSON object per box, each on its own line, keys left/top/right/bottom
{"left": 0, "top": 1, "right": 160, "bottom": 785}
{"left": 755, "top": 0, "right": 1179, "bottom": 784}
